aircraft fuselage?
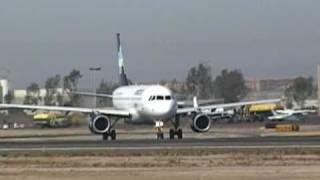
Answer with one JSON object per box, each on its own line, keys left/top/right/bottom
{"left": 112, "top": 85, "right": 177, "bottom": 123}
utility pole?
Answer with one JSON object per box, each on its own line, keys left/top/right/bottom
{"left": 318, "top": 65, "right": 320, "bottom": 116}
{"left": 89, "top": 67, "right": 101, "bottom": 108}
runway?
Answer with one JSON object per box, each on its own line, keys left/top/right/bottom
{"left": 1, "top": 136, "right": 320, "bottom": 152}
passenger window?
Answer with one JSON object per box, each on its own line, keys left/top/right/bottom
{"left": 151, "top": 96, "right": 155, "bottom": 101}
{"left": 165, "top": 96, "right": 171, "bottom": 100}
{"left": 157, "top": 96, "right": 164, "bottom": 100}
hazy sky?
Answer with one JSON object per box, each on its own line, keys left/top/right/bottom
{"left": 1, "top": 0, "right": 320, "bottom": 88}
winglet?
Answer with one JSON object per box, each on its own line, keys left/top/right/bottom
{"left": 271, "top": 109, "right": 278, "bottom": 116}
{"left": 193, "top": 96, "right": 199, "bottom": 109}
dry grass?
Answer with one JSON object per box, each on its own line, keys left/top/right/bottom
{"left": 1, "top": 152, "right": 320, "bottom": 180}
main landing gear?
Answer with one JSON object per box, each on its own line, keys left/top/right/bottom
{"left": 169, "top": 115, "right": 183, "bottom": 139}
{"left": 102, "top": 129, "right": 116, "bottom": 140}
{"left": 169, "top": 128, "right": 183, "bottom": 139}
{"left": 102, "top": 118, "right": 120, "bottom": 141}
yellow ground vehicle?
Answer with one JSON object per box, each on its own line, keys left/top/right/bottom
{"left": 33, "top": 112, "right": 70, "bottom": 128}
{"left": 247, "top": 103, "right": 283, "bottom": 121}
{"left": 249, "top": 103, "right": 282, "bottom": 113}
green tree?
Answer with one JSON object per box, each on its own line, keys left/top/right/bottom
{"left": 63, "top": 69, "right": 83, "bottom": 106}
{"left": 213, "top": 69, "right": 248, "bottom": 103}
{"left": 284, "top": 86, "right": 294, "bottom": 109}
{"left": 24, "top": 82, "right": 41, "bottom": 105}
{"left": 44, "top": 74, "right": 61, "bottom": 105}
{"left": 185, "top": 63, "right": 214, "bottom": 99}
{"left": 285, "top": 76, "right": 313, "bottom": 107}
{"left": 161, "top": 79, "right": 184, "bottom": 94}
{"left": 168, "top": 79, "right": 181, "bottom": 94}
{"left": 96, "top": 80, "right": 117, "bottom": 107}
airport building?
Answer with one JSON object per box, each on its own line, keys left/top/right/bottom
{"left": 0, "top": 78, "right": 9, "bottom": 103}
{"left": 13, "top": 88, "right": 65, "bottom": 105}
{"left": 245, "top": 78, "right": 294, "bottom": 92}
{"left": 244, "top": 78, "right": 294, "bottom": 101}
{"left": 0, "top": 78, "right": 97, "bottom": 107}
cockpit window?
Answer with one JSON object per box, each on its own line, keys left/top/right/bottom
{"left": 157, "top": 96, "right": 164, "bottom": 100}
{"left": 149, "top": 95, "right": 171, "bottom": 101}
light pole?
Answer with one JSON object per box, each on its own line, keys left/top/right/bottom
{"left": 89, "top": 67, "right": 101, "bottom": 108}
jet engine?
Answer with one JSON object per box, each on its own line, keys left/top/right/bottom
{"left": 89, "top": 115, "right": 111, "bottom": 134}
{"left": 191, "top": 114, "right": 211, "bottom": 133}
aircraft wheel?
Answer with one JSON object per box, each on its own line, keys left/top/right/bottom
{"left": 110, "top": 129, "right": 116, "bottom": 140}
{"left": 177, "top": 128, "right": 183, "bottom": 139}
{"left": 157, "top": 132, "right": 164, "bottom": 140}
{"left": 169, "top": 129, "right": 175, "bottom": 139}
{"left": 102, "top": 133, "right": 109, "bottom": 141}
{"left": 160, "top": 133, "right": 164, "bottom": 140}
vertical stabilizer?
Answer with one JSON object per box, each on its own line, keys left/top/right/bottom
{"left": 117, "top": 33, "right": 129, "bottom": 86}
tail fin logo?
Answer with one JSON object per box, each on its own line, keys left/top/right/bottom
{"left": 117, "top": 33, "right": 125, "bottom": 74}
{"left": 118, "top": 45, "right": 124, "bottom": 73}
{"left": 116, "top": 33, "right": 129, "bottom": 86}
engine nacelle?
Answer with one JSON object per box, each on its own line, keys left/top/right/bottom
{"left": 89, "top": 115, "right": 111, "bottom": 134}
{"left": 191, "top": 114, "right": 211, "bottom": 133}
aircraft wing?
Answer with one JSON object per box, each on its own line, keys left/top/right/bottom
{"left": 177, "top": 98, "right": 224, "bottom": 107}
{"left": 177, "top": 99, "right": 281, "bottom": 114}
{"left": 0, "top": 104, "right": 130, "bottom": 117}
{"left": 69, "top": 91, "right": 113, "bottom": 98}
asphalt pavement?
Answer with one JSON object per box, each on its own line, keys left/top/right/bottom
{"left": 1, "top": 135, "right": 320, "bottom": 152}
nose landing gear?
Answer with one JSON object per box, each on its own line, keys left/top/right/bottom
{"left": 155, "top": 121, "right": 164, "bottom": 140}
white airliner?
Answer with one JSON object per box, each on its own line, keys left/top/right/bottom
{"left": 268, "top": 109, "right": 316, "bottom": 121}
{"left": 0, "top": 33, "right": 280, "bottom": 140}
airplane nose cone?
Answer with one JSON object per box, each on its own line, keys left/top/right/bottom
{"left": 155, "top": 102, "right": 176, "bottom": 117}
{"left": 159, "top": 105, "right": 172, "bottom": 114}
{"left": 146, "top": 101, "right": 176, "bottom": 119}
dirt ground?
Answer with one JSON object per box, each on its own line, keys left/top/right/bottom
{"left": 1, "top": 153, "right": 320, "bottom": 180}
{"left": 2, "top": 120, "right": 320, "bottom": 179}
{"left": 2, "top": 166, "right": 320, "bottom": 180}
